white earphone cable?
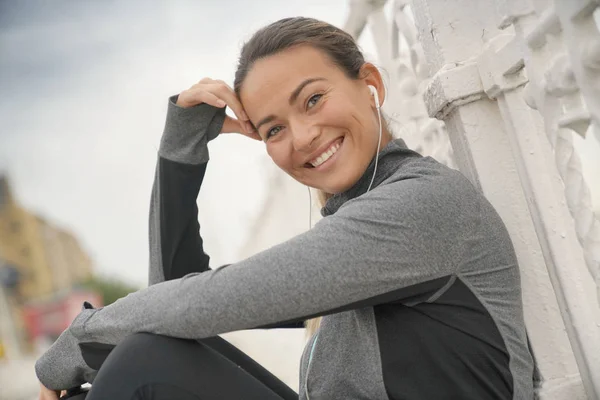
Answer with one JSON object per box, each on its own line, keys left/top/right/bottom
{"left": 307, "top": 186, "right": 312, "bottom": 230}
{"left": 366, "top": 99, "right": 383, "bottom": 193}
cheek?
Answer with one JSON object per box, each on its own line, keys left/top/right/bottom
{"left": 267, "top": 145, "right": 294, "bottom": 172}
{"left": 323, "top": 98, "right": 365, "bottom": 131}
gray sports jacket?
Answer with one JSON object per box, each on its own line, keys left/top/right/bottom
{"left": 35, "top": 96, "right": 534, "bottom": 399}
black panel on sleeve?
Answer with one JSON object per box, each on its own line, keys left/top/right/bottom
{"left": 158, "top": 157, "right": 211, "bottom": 280}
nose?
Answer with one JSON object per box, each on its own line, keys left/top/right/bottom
{"left": 291, "top": 121, "right": 321, "bottom": 153}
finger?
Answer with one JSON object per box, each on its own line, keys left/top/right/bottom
{"left": 183, "top": 88, "right": 253, "bottom": 135}
{"left": 240, "top": 126, "right": 262, "bottom": 141}
{"left": 191, "top": 79, "right": 246, "bottom": 121}
{"left": 221, "top": 115, "right": 246, "bottom": 134}
{"left": 244, "top": 130, "right": 263, "bottom": 141}
{"left": 207, "top": 85, "right": 253, "bottom": 134}
{"left": 186, "top": 80, "right": 250, "bottom": 126}
{"left": 184, "top": 89, "right": 227, "bottom": 109}
{"left": 214, "top": 80, "right": 239, "bottom": 104}
{"left": 240, "top": 121, "right": 262, "bottom": 141}
{"left": 197, "top": 77, "right": 215, "bottom": 85}
{"left": 222, "top": 116, "right": 262, "bottom": 141}
{"left": 215, "top": 79, "right": 232, "bottom": 90}
{"left": 185, "top": 86, "right": 249, "bottom": 128}
{"left": 38, "top": 389, "right": 58, "bottom": 400}
{"left": 207, "top": 83, "right": 248, "bottom": 122}
{"left": 39, "top": 382, "right": 59, "bottom": 400}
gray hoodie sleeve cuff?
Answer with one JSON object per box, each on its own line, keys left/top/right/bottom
{"left": 158, "top": 94, "right": 226, "bottom": 165}
{"left": 34, "top": 304, "right": 99, "bottom": 390}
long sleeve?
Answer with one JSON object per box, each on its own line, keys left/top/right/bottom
{"left": 74, "top": 178, "right": 466, "bottom": 338}
{"left": 148, "top": 95, "right": 223, "bottom": 285}
{"left": 35, "top": 95, "right": 225, "bottom": 390}
{"left": 35, "top": 143, "right": 474, "bottom": 389}
{"left": 148, "top": 97, "right": 303, "bottom": 328}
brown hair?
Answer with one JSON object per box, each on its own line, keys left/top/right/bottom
{"left": 233, "top": 17, "right": 376, "bottom": 337}
{"left": 233, "top": 17, "right": 365, "bottom": 96}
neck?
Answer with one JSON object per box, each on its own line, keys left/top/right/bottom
{"left": 321, "top": 138, "right": 421, "bottom": 216}
{"left": 379, "top": 129, "right": 393, "bottom": 151}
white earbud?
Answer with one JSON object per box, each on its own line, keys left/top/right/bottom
{"left": 368, "top": 85, "right": 380, "bottom": 109}
{"left": 366, "top": 84, "right": 383, "bottom": 193}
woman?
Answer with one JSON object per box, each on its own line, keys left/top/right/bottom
{"left": 37, "top": 17, "right": 534, "bottom": 400}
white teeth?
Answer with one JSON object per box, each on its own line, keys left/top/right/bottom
{"left": 310, "top": 142, "right": 341, "bottom": 167}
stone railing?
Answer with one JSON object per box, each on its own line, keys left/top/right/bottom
{"left": 347, "top": 0, "right": 600, "bottom": 397}
{"left": 502, "top": 0, "right": 600, "bottom": 306}
{"left": 478, "top": 2, "right": 600, "bottom": 395}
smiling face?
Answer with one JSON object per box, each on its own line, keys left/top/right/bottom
{"left": 239, "top": 45, "right": 389, "bottom": 194}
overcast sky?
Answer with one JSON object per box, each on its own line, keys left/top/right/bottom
{"left": 0, "top": 0, "right": 358, "bottom": 287}
{"left": 1, "top": 1, "right": 598, "bottom": 289}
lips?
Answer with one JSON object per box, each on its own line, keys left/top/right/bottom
{"left": 305, "top": 137, "right": 344, "bottom": 168}
{"left": 310, "top": 142, "right": 341, "bottom": 167}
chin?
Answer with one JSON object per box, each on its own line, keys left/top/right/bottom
{"left": 318, "top": 175, "right": 360, "bottom": 195}
{"left": 297, "top": 164, "right": 362, "bottom": 194}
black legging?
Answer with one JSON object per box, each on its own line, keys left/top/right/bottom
{"left": 86, "top": 332, "right": 299, "bottom": 400}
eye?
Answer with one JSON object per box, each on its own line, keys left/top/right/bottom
{"left": 266, "top": 125, "right": 283, "bottom": 139}
{"left": 307, "top": 94, "right": 323, "bottom": 109}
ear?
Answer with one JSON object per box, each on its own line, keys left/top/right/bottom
{"left": 359, "top": 63, "right": 385, "bottom": 107}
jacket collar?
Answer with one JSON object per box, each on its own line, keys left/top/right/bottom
{"left": 321, "top": 138, "right": 420, "bottom": 216}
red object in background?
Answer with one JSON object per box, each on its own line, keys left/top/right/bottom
{"left": 21, "top": 290, "right": 103, "bottom": 340}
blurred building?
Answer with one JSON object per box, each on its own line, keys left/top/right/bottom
{"left": 0, "top": 178, "right": 52, "bottom": 300}
{"left": 0, "top": 175, "right": 98, "bottom": 358}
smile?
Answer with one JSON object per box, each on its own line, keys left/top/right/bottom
{"left": 309, "top": 139, "right": 342, "bottom": 168}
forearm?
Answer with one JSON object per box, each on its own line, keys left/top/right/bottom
{"left": 148, "top": 158, "right": 211, "bottom": 284}
{"left": 148, "top": 95, "right": 225, "bottom": 285}
{"left": 36, "top": 173, "right": 465, "bottom": 389}
{"left": 69, "top": 196, "right": 459, "bottom": 343}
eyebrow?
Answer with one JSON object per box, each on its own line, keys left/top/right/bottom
{"left": 254, "top": 77, "right": 327, "bottom": 133}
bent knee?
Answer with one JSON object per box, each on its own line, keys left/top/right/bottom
{"left": 108, "top": 333, "right": 195, "bottom": 363}
{"left": 97, "top": 333, "right": 211, "bottom": 374}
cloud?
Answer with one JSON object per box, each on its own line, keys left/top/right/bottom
{"left": 0, "top": 0, "right": 350, "bottom": 286}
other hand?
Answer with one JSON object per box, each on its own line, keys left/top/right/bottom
{"left": 176, "top": 78, "right": 261, "bottom": 141}
{"left": 38, "top": 381, "right": 67, "bottom": 399}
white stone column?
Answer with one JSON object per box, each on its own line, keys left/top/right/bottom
{"left": 412, "top": 0, "right": 599, "bottom": 397}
